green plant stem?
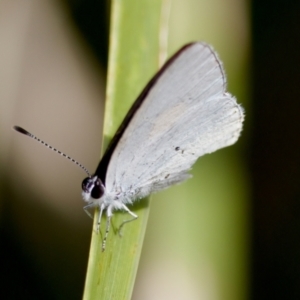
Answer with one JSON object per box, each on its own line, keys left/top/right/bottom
{"left": 83, "top": 0, "right": 168, "bottom": 299}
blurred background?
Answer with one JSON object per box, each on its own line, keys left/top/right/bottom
{"left": 0, "top": 0, "right": 299, "bottom": 299}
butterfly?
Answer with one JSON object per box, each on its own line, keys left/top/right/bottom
{"left": 14, "top": 42, "right": 244, "bottom": 251}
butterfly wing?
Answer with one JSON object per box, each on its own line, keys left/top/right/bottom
{"left": 103, "top": 42, "right": 244, "bottom": 201}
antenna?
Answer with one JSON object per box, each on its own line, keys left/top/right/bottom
{"left": 13, "top": 126, "right": 92, "bottom": 178}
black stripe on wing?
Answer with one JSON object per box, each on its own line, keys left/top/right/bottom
{"left": 94, "top": 42, "right": 222, "bottom": 185}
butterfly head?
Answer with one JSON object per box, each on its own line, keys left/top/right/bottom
{"left": 82, "top": 176, "right": 105, "bottom": 202}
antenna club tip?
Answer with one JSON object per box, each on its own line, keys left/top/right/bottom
{"left": 13, "top": 126, "right": 30, "bottom": 136}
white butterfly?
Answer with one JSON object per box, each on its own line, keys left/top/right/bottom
{"left": 14, "top": 42, "right": 244, "bottom": 251}
{"left": 82, "top": 42, "right": 244, "bottom": 249}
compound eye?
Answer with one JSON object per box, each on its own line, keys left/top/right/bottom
{"left": 91, "top": 178, "right": 105, "bottom": 199}
{"left": 82, "top": 177, "right": 91, "bottom": 192}
{"left": 82, "top": 177, "right": 105, "bottom": 199}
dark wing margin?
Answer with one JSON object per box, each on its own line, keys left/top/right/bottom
{"left": 94, "top": 42, "right": 203, "bottom": 184}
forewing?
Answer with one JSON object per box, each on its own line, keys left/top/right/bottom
{"left": 104, "top": 42, "right": 244, "bottom": 199}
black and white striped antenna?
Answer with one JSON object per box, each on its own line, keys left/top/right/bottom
{"left": 13, "top": 126, "right": 92, "bottom": 178}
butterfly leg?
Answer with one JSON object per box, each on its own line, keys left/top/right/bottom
{"left": 118, "top": 204, "right": 138, "bottom": 237}
{"left": 96, "top": 203, "right": 105, "bottom": 234}
{"left": 83, "top": 203, "right": 94, "bottom": 219}
{"left": 102, "top": 205, "right": 113, "bottom": 252}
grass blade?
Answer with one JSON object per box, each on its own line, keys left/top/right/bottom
{"left": 83, "top": 0, "right": 168, "bottom": 299}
